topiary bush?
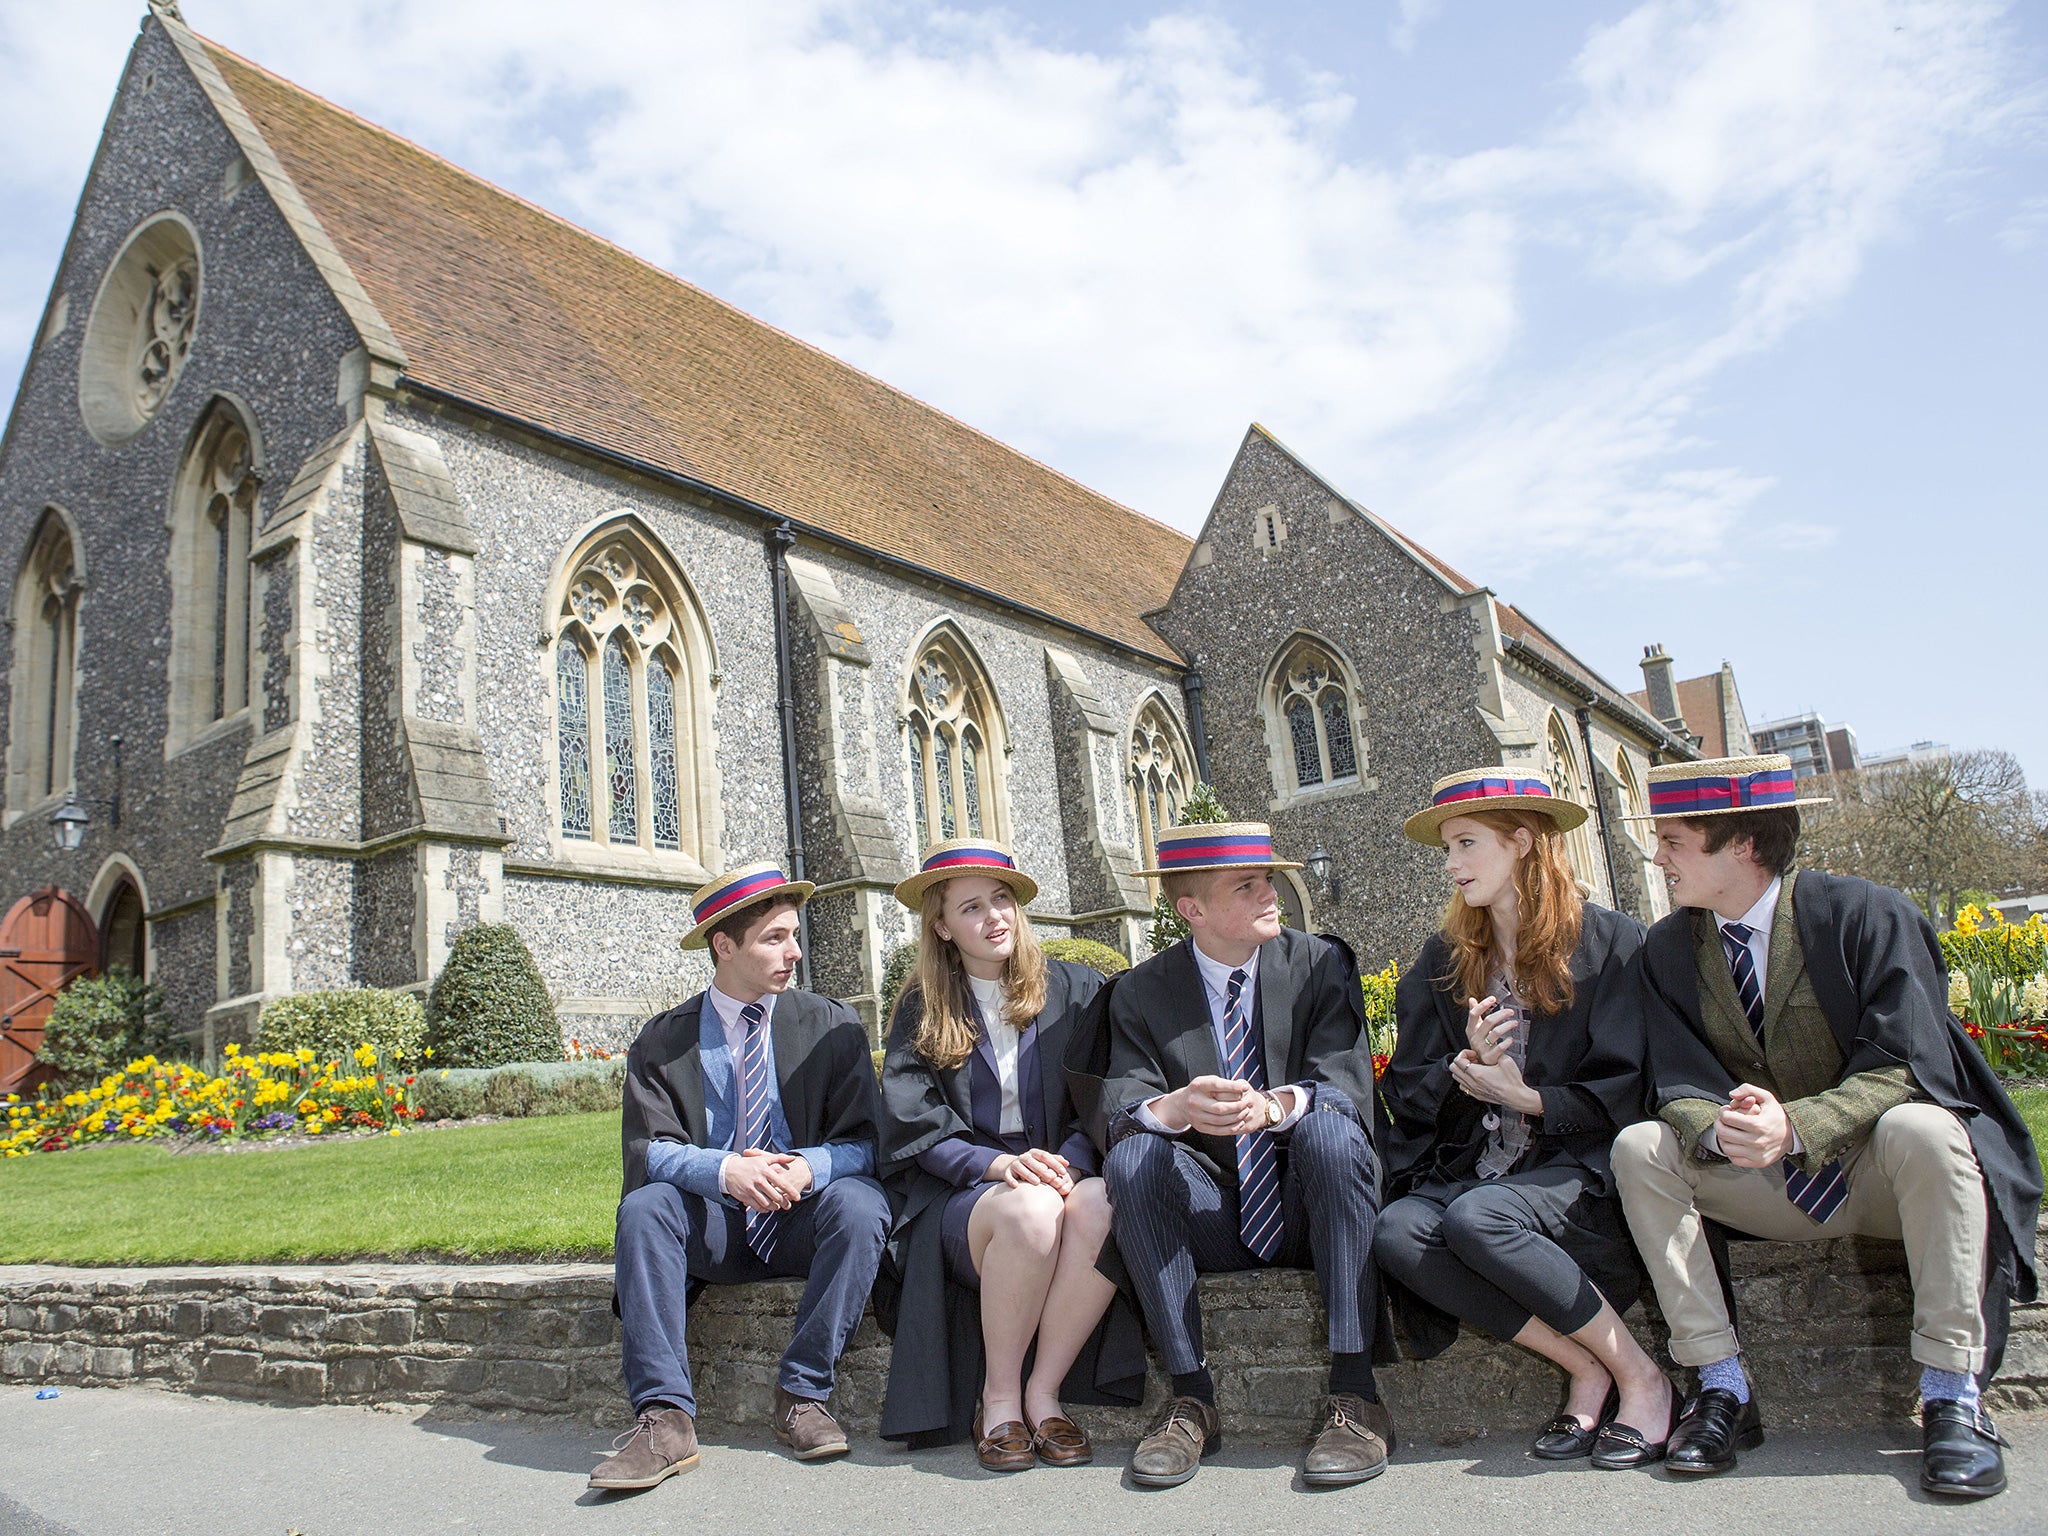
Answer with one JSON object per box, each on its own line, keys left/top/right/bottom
{"left": 1041, "top": 937, "right": 1130, "bottom": 976}
{"left": 879, "top": 940, "right": 921, "bottom": 1032}
{"left": 37, "top": 967, "right": 182, "bottom": 1088}
{"left": 424, "top": 922, "right": 562, "bottom": 1067}
{"left": 256, "top": 986, "right": 426, "bottom": 1067}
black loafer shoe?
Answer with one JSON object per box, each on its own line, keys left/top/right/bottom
{"left": 1532, "top": 1383, "right": 1619, "bottom": 1461}
{"left": 1591, "top": 1378, "right": 1681, "bottom": 1472}
{"left": 1664, "top": 1389, "right": 1763, "bottom": 1476}
{"left": 1921, "top": 1400, "right": 2007, "bottom": 1499}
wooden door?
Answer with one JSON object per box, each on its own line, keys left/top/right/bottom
{"left": 0, "top": 887, "right": 100, "bottom": 1094}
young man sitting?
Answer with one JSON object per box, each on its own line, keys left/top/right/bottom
{"left": 591, "top": 862, "right": 889, "bottom": 1491}
{"left": 1612, "top": 756, "right": 2038, "bottom": 1498}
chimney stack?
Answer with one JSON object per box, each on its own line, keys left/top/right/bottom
{"left": 1639, "top": 644, "right": 1687, "bottom": 733}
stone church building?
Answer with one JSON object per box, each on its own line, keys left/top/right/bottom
{"left": 0, "top": 5, "right": 1695, "bottom": 1059}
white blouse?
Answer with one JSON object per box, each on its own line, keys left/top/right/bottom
{"left": 967, "top": 974, "right": 1026, "bottom": 1137}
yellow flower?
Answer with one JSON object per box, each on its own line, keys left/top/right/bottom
{"left": 296, "top": 1048, "right": 315, "bottom": 1063}
{"left": 389, "top": 1129, "right": 402, "bottom": 1138}
{"left": 354, "top": 1044, "right": 377, "bottom": 1068}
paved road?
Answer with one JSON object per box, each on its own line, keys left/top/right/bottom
{"left": 2, "top": 1385, "right": 2043, "bottom": 1536}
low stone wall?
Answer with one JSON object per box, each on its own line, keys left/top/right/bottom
{"left": 4, "top": 1216, "right": 2043, "bottom": 1444}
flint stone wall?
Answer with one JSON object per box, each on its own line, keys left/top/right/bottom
{"left": 4, "top": 1218, "right": 2044, "bottom": 1443}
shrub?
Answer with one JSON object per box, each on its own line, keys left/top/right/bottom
{"left": 257, "top": 987, "right": 426, "bottom": 1067}
{"left": 412, "top": 1059, "right": 625, "bottom": 1121}
{"left": 879, "top": 941, "right": 921, "bottom": 1032}
{"left": 36, "top": 968, "right": 182, "bottom": 1089}
{"left": 1041, "top": 937, "right": 1129, "bottom": 976}
{"left": 425, "top": 923, "right": 562, "bottom": 1067}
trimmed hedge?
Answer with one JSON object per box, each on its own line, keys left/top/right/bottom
{"left": 1041, "top": 937, "right": 1130, "bottom": 976}
{"left": 256, "top": 987, "right": 426, "bottom": 1066}
{"left": 424, "top": 923, "right": 562, "bottom": 1068}
{"left": 414, "top": 1059, "right": 625, "bottom": 1121}
{"left": 38, "top": 968, "right": 182, "bottom": 1089}
{"left": 879, "top": 941, "right": 921, "bottom": 1032}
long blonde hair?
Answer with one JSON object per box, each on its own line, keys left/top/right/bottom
{"left": 1438, "top": 808, "right": 1582, "bottom": 1017}
{"left": 901, "top": 878, "right": 1048, "bottom": 1071}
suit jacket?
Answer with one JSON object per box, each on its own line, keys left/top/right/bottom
{"left": 1066, "top": 927, "right": 1377, "bottom": 1188}
{"left": 620, "top": 986, "right": 880, "bottom": 1200}
{"left": 1382, "top": 902, "right": 1649, "bottom": 1201}
{"left": 1639, "top": 870, "right": 2041, "bottom": 1336}
{"left": 874, "top": 959, "right": 1144, "bottom": 1444}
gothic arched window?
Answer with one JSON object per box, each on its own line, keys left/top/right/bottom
{"left": 167, "top": 401, "right": 259, "bottom": 748}
{"left": 903, "top": 626, "right": 1006, "bottom": 851}
{"left": 549, "top": 521, "right": 717, "bottom": 863}
{"left": 1545, "top": 713, "right": 1598, "bottom": 886}
{"left": 6, "top": 511, "right": 82, "bottom": 812}
{"left": 1128, "top": 694, "right": 1197, "bottom": 871}
{"left": 1615, "top": 747, "right": 1666, "bottom": 919}
{"left": 1267, "top": 636, "right": 1362, "bottom": 799}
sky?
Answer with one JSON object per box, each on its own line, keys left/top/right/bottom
{"left": 3, "top": 0, "right": 2045, "bottom": 780}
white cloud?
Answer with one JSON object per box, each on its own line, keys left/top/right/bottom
{"left": 1390, "top": 0, "right": 1444, "bottom": 55}
{"left": 0, "top": 0, "right": 2032, "bottom": 583}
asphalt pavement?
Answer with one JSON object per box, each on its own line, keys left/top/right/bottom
{"left": 2, "top": 1385, "right": 2044, "bottom": 1536}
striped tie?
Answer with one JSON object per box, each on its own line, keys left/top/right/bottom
{"left": 1721, "top": 922, "right": 1847, "bottom": 1224}
{"left": 737, "top": 1002, "right": 786, "bottom": 1261}
{"left": 1219, "top": 969, "right": 1283, "bottom": 1262}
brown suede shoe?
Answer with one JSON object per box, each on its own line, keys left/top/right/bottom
{"left": 1028, "top": 1411, "right": 1093, "bottom": 1467}
{"left": 588, "top": 1405, "right": 700, "bottom": 1490}
{"left": 1303, "top": 1393, "right": 1393, "bottom": 1486}
{"left": 974, "top": 1406, "right": 1037, "bottom": 1472}
{"left": 1130, "top": 1396, "right": 1221, "bottom": 1488}
{"left": 774, "top": 1385, "right": 851, "bottom": 1460}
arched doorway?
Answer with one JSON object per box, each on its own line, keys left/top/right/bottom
{"left": 99, "top": 878, "right": 146, "bottom": 977}
{"left": 0, "top": 887, "right": 100, "bottom": 1094}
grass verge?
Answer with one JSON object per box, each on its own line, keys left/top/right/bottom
{"left": 2012, "top": 1087, "right": 2047, "bottom": 1188}
{"left": 0, "top": 1111, "right": 619, "bottom": 1266}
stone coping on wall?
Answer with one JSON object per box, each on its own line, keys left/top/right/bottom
{"left": 4, "top": 1216, "right": 2044, "bottom": 1445}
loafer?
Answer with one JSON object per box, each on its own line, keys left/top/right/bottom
{"left": 1028, "top": 1411, "right": 1093, "bottom": 1467}
{"left": 1531, "top": 1382, "right": 1620, "bottom": 1461}
{"left": 1590, "top": 1376, "right": 1681, "bottom": 1472}
{"left": 773, "top": 1385, "right": 851, "bottom": 1460}
{"left": 974, "top": 1407, "right": 1037, "bottom": 1473}
{"left": 1920, "top": 1400, "right": 2007, "bottom": 1499}
{"left": 1303, "top": 1393, "right": 1393, "bottom": 1486}
{"left": 1129, "top": 1396, "right": 1221, "bottom": 1489}
{"left": 1664, "top": 1388, "right": 1763, "bottom": 1476}
{"left": 589, "top": 1404, "right": 700, "bottom": 1490}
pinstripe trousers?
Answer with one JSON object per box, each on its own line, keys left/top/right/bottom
{"left": 1103, "top": 1104, "right": 1380, "bottom": 1375}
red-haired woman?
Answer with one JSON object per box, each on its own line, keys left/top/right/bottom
{"left": 1376, "top": 769, "right": 1675, "bottom": 1470}
{"left": 876, "top": 841, "right": 1143, "bottom": 1468}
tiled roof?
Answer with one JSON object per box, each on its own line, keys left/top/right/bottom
{"left": 205, "top": 43, "right": 1192, "bottom": 662}
{"left": 1496, "top": 604, "right": 1683, "bottom": 746}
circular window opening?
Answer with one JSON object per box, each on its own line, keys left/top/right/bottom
{"left": 78, "top": 213, "right": 202, "bottom": 447}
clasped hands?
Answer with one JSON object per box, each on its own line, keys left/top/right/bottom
{"left": 724, "top": 1147, "right": 813, "bottom": 1213}
{"left": 988, "top": 1146, "right": 1076, "bottom": 1195}
{"left": 1715, "top": 1083, "right": 1795, "bottom": 1169}
{"left": 1448, "top": 994, "right": 1542, "bottom": 1117}
{"left": 1151, "top": 1075, "right": 1279, "bottom": 1138}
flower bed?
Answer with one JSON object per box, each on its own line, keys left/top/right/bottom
{"left": 1944, "top": 908, "right": 2048, "bottom": 1077}
{"left": 3, "top": 1044, "right": 425, "bottom": 1157}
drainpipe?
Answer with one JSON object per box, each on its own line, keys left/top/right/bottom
{"left": 1181, "top": 663, "right": 1213, "bottom": 785}
{"left": 766, "top": 520, "right": 812, "bottom": 988}
{"left": 1575, "top": 704, "right": 1624, "bottom": 908}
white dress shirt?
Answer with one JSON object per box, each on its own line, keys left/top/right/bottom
{"left": 968, "top": 973, "right": 1027, "bottom": 1137}
{"left": 1137, "top": 939, "right": 1310, "bottom": 1133}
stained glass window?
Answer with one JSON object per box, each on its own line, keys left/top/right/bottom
{"left": 961, "top": 731, "right": 983, "bottom": 837}
{"left": 557, "top": 644, "right": 592, "bottom": 838}
{"left": 935, "top": 730, "right": 957, "bottom": 839}
{"left": 647, "top": 659, "right": 680, "bottom": 851}
{"left": 1288, "top": 698, "right": 1321, "bottom": 787}
{"left": 1323, "top": 691, "right": 1356, "bottom": 779}
{"left": 603, "top": 634, "right": 637, "bottom": 843}
{"left": 909, "top": 723, "right": 930, "bottom": 851}
{"left": 904, "top": 631, "right": 1003, "bottom": 849}
{"left": 211, "top": 503, "right": 229, "bottom": 721}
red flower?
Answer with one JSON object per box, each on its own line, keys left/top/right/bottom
{"left": 1371, "top": 1052, "right": 1391, "bottom": 1080}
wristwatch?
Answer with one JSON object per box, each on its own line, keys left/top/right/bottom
{"left": 1263, "top": 1091, "right": 1285, "bottom": 1128}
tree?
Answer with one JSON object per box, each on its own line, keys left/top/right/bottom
{"left": 1803, "top": 749, "right": 2038, "bottom": 925}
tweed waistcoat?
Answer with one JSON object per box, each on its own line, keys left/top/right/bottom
{"left": 1690, "top": 878, "right": 1843, "bottom": 1103}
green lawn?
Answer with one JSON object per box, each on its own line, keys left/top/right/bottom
{"left": 0, "top": 1111, "right": 620, "bottom": 1266}
{"left": 2014, "top": 1087, "right": 2048, "bottom": 1185}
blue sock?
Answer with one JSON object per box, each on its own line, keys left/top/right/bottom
{"left": 1697, "top": 1356, "right": 1749, "bottom": 1403}
{"left": 1920, "top": 1367, "right": 1979, "bottom": 1411}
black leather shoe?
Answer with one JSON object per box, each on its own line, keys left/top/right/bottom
{"left": 1664, "top": 1388, "right": 1763, "bottom": 1476}
{"left": 1590, "top": 1377, "right": 1680, "bottom": 1471}
{"left": 1920, "top": 1400, "right": 2007, "bottom": 1499}
{"left": 1531, "top": 1382, "right": 1619, "bottom": 1460}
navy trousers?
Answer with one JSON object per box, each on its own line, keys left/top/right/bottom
{"left": 615, "top": 1175, "right": 890, "bottom": 1416}
{"left": 1103, "top": 1105, "right": 1380, "bottom": 1376}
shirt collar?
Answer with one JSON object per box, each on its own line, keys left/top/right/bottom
{"left": 1730, "top": 875, "right": 1782, "bottom": 936}
{"left": 705, "top": 981, "right": 776, "bottom": 1031}
{"left": 1189, "top": 936, "right": 1259, "bottom": 1003}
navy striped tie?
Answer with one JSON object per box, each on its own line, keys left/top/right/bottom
{"left": 737, "top": 1002, "right": 786, "bottom": 1261}
{"left": 1720, "top": 922, "right": 1846, "bottom": 1223}
{"left": 1219, "top": 969, "right": 1283, "bottom": 1262}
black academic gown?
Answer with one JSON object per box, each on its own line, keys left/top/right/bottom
{"left": 873, "top": 959, "right": 1147, "bottom": 1445}
{"left": 1639, "top": 869, "right": 2042, "bottom": 1378}
{"left": 1380, "top": 902, "right": 1650, "bottom": 1357}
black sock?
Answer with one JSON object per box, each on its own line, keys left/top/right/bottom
{"left": 1170, "top": 1368, "right": 1216, "bottom": 1405}
{"left": 1328, "top": 1353, "right": 1378, "bottom": 1401}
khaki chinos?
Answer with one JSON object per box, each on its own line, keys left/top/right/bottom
{"left": 1612, "top": 1103, "right": 1988, "bottom": 1373}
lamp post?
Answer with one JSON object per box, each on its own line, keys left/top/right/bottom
{"left": 1306, "top": 843, "right": 1340, "bottom": 906}
{"left": 48, "top": 734, "right": 121, "bottom": 852}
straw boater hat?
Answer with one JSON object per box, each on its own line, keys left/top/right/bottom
{"left": 893, "top": 838, "right": 1040, "bottom": 910}
{"left": 1624, "top": 753, "right": 1831, "bottom": 822}
{"left": 1138, "top": 822, "right": 1302, "bottom": 878}
{"left": 678, "top": 860, "right": 816, "bottom": 950}
{"left": 1402, "top": 766, "right": 1588, "bottom": 846}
